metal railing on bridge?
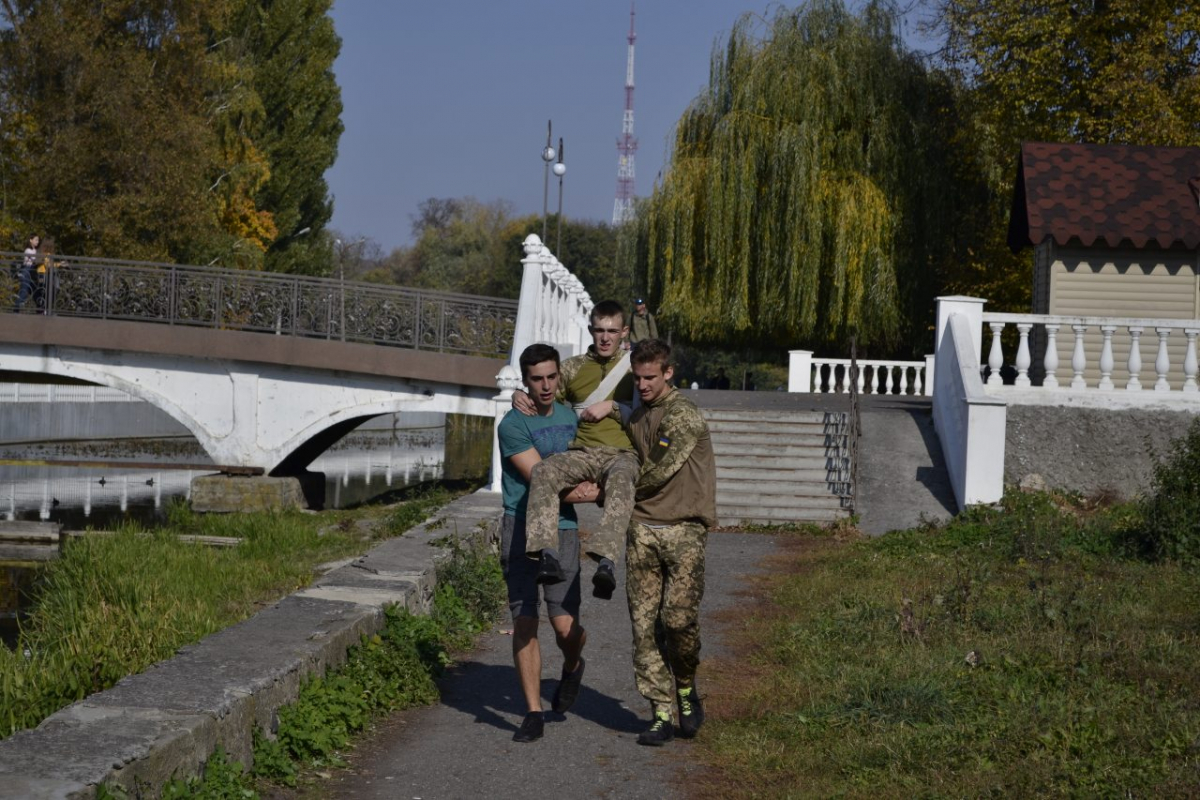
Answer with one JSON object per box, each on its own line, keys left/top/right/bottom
{"left": 0, "top": 251, "right": 518, "bottom": 357}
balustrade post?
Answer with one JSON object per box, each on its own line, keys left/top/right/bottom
{"left": 788, "top": 350, "right": 813, "bottom": 392}
{"left": 987, "top": 322, "right": 1004, "bottom": 385}
{"left": 1098, "top": 325, "right": 1117, "bottom": 390}
{"left": 1154, "top": 328, "right": 1172, "bottom": 392}
{"left": 856, "top": 364, "right": 866, "bottom": 393}
{"left": 1184, "top": 329, "right": 1199, "bottom": 393}
{"left": 1070, "top": 324, "right": 1088, "bottom": 389}
{"left": 1126, "top": 327, "right": 1143, "bottom": 391}
{"left": 922, "top": 354, "right": 933, "bottom": 396}
{"left": 1043, "top": 324, "right": 1060, "bottom": 388}
{"left": 509, "top": 235, "right": 547, "bottom": 367}
{"left": 490, "top": 365, "right": 524, "bottom": 492}
{"left": 1015, "top": 323, "right": 1033, "bottom": 387}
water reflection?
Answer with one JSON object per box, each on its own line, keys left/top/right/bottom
{"left": 0, "top": 424, "right": 457, "bottom": 527}
{"left": 0, "top": 413, "right": 494, "bottom": 648}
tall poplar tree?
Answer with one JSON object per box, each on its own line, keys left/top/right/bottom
{"left": 635, "top": 0, "right": 967, "bottom": 350}
{"left": 234, "top": 0, "right": 342, "bottom": 275}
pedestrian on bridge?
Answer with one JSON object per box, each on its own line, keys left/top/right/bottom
{"left": 497, "top": 343, "right": 598, "bottom": 743}
{"left": 13, "top": 233, "right": 39, "bottom": 313}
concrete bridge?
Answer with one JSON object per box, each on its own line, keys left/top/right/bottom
{"left": 0, "top": 236, "right": 591, "bottom": 489}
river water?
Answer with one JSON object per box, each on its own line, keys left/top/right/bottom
{"left": 0, "top": 412, "right": 494, "bottom": 647}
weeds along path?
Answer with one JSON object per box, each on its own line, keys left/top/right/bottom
{"left": 320, "top": 521, "right": 784, "bottom": 799}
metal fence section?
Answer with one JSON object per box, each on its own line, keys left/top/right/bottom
{"left": 0, "top": 251, "right": 518, "bottom": 357}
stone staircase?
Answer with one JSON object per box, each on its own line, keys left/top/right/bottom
{"left": 702, "top": 408, "right": 853, "bottom": 527}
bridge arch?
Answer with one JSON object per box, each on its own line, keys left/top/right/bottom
{"left": 0, "top": 316, "right": 501, "bottom": 474}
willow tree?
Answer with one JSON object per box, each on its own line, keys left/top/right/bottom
{"left": 636, "top": 0, "right": 964, "bottom": 350}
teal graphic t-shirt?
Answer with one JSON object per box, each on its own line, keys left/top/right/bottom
{"left": 497, "top": 401, "right": 578, "bottom": 527}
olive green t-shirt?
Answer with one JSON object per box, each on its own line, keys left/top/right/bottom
{"left": 558, "top": 348, "right": 634, "bottom": 449}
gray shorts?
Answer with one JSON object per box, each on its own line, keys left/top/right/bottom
{"left": 500, "top": 514, "right": 581, "bottom": 621}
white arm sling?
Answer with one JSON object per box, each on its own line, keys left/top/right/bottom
{"left": 573, "top": 351, "right": 632, "bottom": 411}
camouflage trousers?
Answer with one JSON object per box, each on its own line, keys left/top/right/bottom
{"left": 525, "top": 446, "right": 639, "bottom": 564}
{"left": 626, "top": 520, "right": 707, "bottom": 714}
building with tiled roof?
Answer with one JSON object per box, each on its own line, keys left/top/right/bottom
{"left": 1008, "top": 141, "right": 1200, "bottom": 383}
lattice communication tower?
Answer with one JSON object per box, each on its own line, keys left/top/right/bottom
{"left": 612, "top": 4, "right": 638, "bottom": 225}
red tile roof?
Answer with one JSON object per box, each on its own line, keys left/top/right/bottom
{"left": 1007, "top": 142, "right": 1200, "bottom": 251}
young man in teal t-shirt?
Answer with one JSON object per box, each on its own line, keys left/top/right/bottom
{"left": 496, "top": 343, "right": 599, "bottom": 743}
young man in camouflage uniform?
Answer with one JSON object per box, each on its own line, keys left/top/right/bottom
{"left": 622, "top": 338, "right": 717, "bottom": 746}
{"left": 515, "top": 300, "right": 639, "bottom": 600}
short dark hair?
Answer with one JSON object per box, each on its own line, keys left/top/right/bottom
{"left": 590, "top": 300, "right": 626, "bottom": 326}
{"left": 518, "top": 343, "right": 561, "bottom": 380}
{"left": 631, "top": 338, "right": 672, "bottom": 371}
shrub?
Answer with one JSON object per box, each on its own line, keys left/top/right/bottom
{"left": 1132, "top": 417, "right": 1200, "bottom": 564}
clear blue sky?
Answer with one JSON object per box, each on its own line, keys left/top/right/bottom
{"left": 324, "top": 1, "right": 938, "bottom": 254}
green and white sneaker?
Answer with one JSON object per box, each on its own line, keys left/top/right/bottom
{"left": 676, "top": 684, "right": 705, "bottom": 738}
{"left": 637, "top": 710, "right": 675, "bottom": 746}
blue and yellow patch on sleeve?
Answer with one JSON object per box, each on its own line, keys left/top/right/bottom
{"left": 658, "top": 436, "right": 671, "bottom": 448}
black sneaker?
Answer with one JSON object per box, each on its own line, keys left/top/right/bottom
{"left": 512, "top": 711, "right": 544, "bottom": 743}
{"left": 591, "top": 560, "right": 616, "bottom": 600}
{"left": 536, "top": 550, "right": 565, "bottom": 584}
{"left": 676, "top": 685, "right": 705, "bottom": 738}
{"left": 551, "top": 657, "right": 585, "bottom": 713}
{"left": 637, "top": 712, "right": 674, "bottom": 746}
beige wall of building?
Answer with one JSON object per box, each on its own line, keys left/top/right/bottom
{"left": 1030, "top": 241, "right": 1199, "bottom": 387}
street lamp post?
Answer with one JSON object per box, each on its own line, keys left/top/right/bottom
{"left": 333, "top": 237, "right": 363, "bottom": 342}
{"left": 540, "top": 120, "right": 556, "bottom": 244}
{"left": 553, "top": 138, "right": 566, "bottom": 254}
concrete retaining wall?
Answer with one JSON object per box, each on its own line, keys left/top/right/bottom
{"left": 1005, "top": 405, "right": 1198, "bottom": 499}
{"left": 0, "top": 490, "right": 503, "bottom": 799}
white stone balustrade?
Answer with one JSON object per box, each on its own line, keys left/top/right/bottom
{"left": 932, "top": 297, "right": 1006, "bottom": 509}
{"left": 979, "top": 312, "right": 1200, "bottom": 395}
{"left": 0, "top": 383, "right": 137, "bottom": 402}
{"left": 492, "top": 233, "right": 595, "bottom": 491}
{"left": 788, "top": 350, "right": 931, "bottom": 396}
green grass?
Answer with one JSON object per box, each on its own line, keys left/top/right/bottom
{"left": 0, "top": 483, "right": 464, "bottom": 738}
{"left": 701, "top": 490, "right": 1200, "bottom": 797}
{"left": 98, "top": 531, "right": 503, "bottom": 798}
{"left": 252, "top": 534, "right": 505, "bottom": 789}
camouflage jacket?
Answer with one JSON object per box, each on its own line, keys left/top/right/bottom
{"left": 625, "top": 388, "right": 717, "bottom": 528}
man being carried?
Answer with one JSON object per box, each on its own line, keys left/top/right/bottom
{"left": 496, "top": 344, "right": 596, "bottom": 743}
{"left": 622, "top": 339, "right": 718, "bottom": 746}
{"left": 516, "top": 300, "right": 638, "bottom": 600}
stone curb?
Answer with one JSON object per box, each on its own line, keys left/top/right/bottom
{"left": 0, "top": 489, "right": 504, "bottom": 799}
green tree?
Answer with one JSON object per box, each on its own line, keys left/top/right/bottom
{"left": 0, "top": 0, "right": 342, "bottom": 270}
{"left": 940, "top": 0, "right": 1200, "bottom": 148}
{"left": 379, "top": 197, "right": 624, "bottom": 304}
{"left": 237, "top": 0, "right": 342, "bottom": 275}
{"left": 935, "top": 0, "right": 1200, "bottom": 311}
{"left": 0, "top": 1, "right": 224, "bottom": 260}
{"left": 634, "top": 0, "right": 966, "bottom": 351}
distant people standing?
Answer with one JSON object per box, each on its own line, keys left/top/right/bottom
{"left": 34, "top": 238, "right": 57, "bottom": 314}
{"left": 628, "top": 298, "right": 658, "bottom": 346}
{"left": 713, "top": 368, "right": 731, "bottom": 390}
{"left": 13, "top": 234, "right": 40, "bottom": 313}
